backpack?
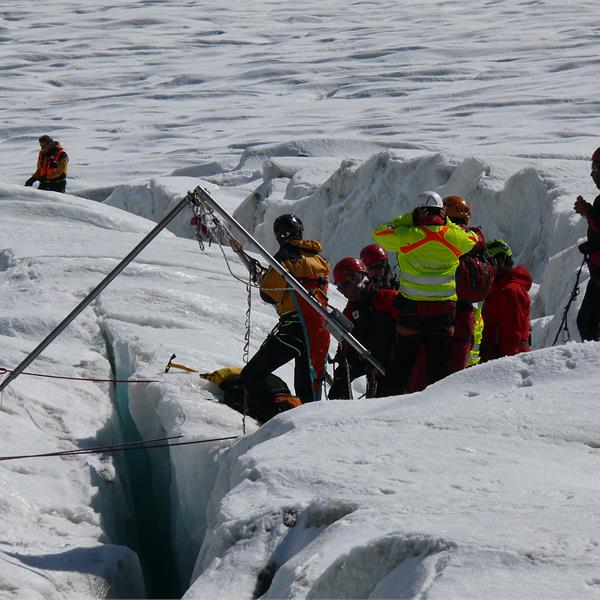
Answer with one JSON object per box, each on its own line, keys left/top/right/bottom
{"left": 455, "top": 228, "right": 495, "bottom": 303}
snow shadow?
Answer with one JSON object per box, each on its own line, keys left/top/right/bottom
{"left": 2, "top": 545, "right": 144, "bottom": 598}
{"left": 305, "top": 534, "right": 456, "bottom": 599}
{"left": 255, "top": 500, "right": 357, "bottom": 598}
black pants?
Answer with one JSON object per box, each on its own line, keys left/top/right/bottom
{"left": 389, "top": 312, "right": 454, "bottom": 394}
{"left": 240, "top": 315, "right": 314, "bottom": 418}
{"left": 577, "top": 276, "right": 600, "bottom": 341}
{"left": 329, "top": 358, "right": 359, "bottom": 400}
{"left": 39, "top": 179, "right": 66, "bottom": 193}
{"left": 329, "top": 353, "right": 395, "bottom": 399}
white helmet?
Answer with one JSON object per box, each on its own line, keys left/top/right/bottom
{"left": 417, "top": 191, "right": 443, "bottom": 209}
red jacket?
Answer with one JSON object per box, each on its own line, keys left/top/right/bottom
{"left": 481, "top": 266, "right": 532, "bottom": 361}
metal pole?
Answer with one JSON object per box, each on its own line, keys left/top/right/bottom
{"left": 192, "top": 187, "right": 386, "bottom": 375}
{"left": 0, "top": 194, "right": 192, "bottom": 393}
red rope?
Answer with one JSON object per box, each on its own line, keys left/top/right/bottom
{"left": 0, "top": 367, "right": 159, "bottom": 384}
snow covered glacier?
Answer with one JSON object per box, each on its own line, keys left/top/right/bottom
{"left": 1, "top": 146, "right": 600, "bottom": 598}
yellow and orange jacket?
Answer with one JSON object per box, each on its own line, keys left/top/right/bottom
{"left": 32, "top": 141, "right": 68, "bottom": 182}
{"left": 260, "top": 239, "right": 329, "bottom": 316}
{"left": 373, "top": 212, "right": 478, "bottom": 301}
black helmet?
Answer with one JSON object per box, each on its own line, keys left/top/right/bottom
{"left": 273, "top": 214, "right": 303, "bottom": 242}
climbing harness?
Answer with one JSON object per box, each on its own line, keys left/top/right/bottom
{"left": 552, "top": 255, "right": 587, "bottom": 345}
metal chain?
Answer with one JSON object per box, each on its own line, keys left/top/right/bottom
{"left": 243, "top": 281, "right": 252, "bottom": 366}
{"left": 242, "top": 280, "right": 253, "bottom": 434}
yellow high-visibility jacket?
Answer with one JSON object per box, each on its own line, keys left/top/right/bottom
{"left": 468, "top": 306, "right": 484, "bottom": 367}
{"left": 373, "top": 212, "right": 478, "bottom": 301}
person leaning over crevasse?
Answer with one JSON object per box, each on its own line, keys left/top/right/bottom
{"left": 240, "top": 214, "right": 330, "bottom": 422}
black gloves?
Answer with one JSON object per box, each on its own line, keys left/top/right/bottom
{"left": 412, "top": 206, "right": 428, "bottom": 225}
{"left": 24, "top": 176, "right": 37, "bottom": 187}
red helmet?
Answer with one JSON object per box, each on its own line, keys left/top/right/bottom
{"left": 333, "top": 257, "right": 368, "bottom": 286}
{"left": 359, "top": 243, "right": 388, "bottom": 267}
{"left": 592, "top": 147, "right": 600, "bottom": 164}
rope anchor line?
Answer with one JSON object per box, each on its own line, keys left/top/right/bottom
{"left": 0, "top": 367, "right": 159, "bottom": 384}
{"left": 0, "top": 434, "right": 240, "bottom": 462}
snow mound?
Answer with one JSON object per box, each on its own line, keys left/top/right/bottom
{"left": 186, "top": 341, "right": 600, "bottom": 599}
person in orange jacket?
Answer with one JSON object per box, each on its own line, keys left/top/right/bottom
{"left": 480, "top": 239, "right": 532, "bottom": 361}
{"left": 443, "top": 194, "right": 492, "bottom": 372}
{"left": 240, "top": 214, "right": 330, "bottom": 420}
{"left": 25, "top": 135, "right": 69, "bottom": 193}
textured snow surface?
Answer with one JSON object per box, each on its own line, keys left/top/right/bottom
{"left": 1, "top": 0, "right": 600, "bottom": 598}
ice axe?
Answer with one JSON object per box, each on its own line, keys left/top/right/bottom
{"left": 164, "top": 354, "right": 198, "bottom": 374}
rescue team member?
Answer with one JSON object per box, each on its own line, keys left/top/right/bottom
{"left": 359, "top": 243, "right": 399, "bottom": 291}
{"left": 25, "top": 135, "right": 69, "bottom": 193}
{"left": 574, "top": 146, "right": 600, "bottom": 341}
{"left": 373, "top": 191, "right": 478, "bottom": 393}
{"left": 480, "top": 239, "right": 532, "bottom": 361}
{"left": 329, "top": 257, "right": 399, "bottom": 399}
{"left": 240, "top": 214, "right": 330, "bottom": 421}
{"left": 442, "top": 194, "right": 491, "bottom": 372}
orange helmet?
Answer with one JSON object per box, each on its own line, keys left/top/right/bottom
{"left": 443, "top": 195, "right": 471, "bottom": 225}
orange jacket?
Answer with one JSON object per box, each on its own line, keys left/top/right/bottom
{"left": 33, "top": 142, "right": 68, "bottom": 181}
{"left": 260, "top": 239, "right": 329, "bottom": 316}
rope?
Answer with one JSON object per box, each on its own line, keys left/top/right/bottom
{"left": 0, "top": 367, "right": 158, "bottom": 384}
{"left": 191, "top": 198, "right": 290, "bottom": 293}
{"left": 243, "top": 282, "right": 252, "bottom": 366}
{"left": 552, "top": 255, "right": 586, "bottom": 346}
{"left": 0, "top": 434, "right": 239, "bottom": 462}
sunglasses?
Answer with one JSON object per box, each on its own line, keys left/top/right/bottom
{"left": 592, "top": 162, "right": 600, "bottom": 173}
{"left": 336, "top": 273, "right": 369, "bottom": 293}
{"left": 366, "top": 263, "right": 385, "bottom": 270}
